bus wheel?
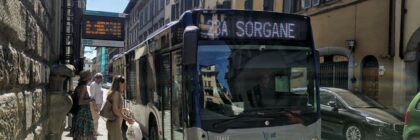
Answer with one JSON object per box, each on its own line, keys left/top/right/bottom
{"left": 149, "top": 122, "right": 158, "bottom": 140}
{"left": 344, "top": 124, "right": 364, "bottom": 140}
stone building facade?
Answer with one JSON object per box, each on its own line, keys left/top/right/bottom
{"left": 393, "top": 0, "right": 420, "bottom": 112}
{"left": 0, "top": 0, "right": 79, "bottom": 139}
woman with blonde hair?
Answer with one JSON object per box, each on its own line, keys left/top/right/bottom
{"left": 106, "top": 75, "right": 132, "bottom": 140}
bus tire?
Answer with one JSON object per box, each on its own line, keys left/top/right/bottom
{"left": 149, "top": 119, "right": 159, "bottom": 140}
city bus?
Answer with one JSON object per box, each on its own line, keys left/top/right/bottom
{"left": 117, "top": 9, "right": 321, "bottom": 140}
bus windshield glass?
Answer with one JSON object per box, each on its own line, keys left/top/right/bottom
{"left": 197, "top": 41, "right": 318, "bottom": 132}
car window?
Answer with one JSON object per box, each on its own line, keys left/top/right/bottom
{"left": 320, "top": 91, "right": 335, "bottom": 106}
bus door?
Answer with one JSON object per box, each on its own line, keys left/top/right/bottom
{"left": 158, "top": 50, "right": 184, "bottom": 140}
{"left": 171, "top": 50, "right": 184, "bottom": 139}
{"left": 157, "top": 53, "right": 172, "bottom": 139}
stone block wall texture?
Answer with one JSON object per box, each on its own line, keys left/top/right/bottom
{"left": 0, "top": 0, "right": 56, "bottom": 139}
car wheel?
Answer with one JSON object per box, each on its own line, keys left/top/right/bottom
{"left": 345, "top": 124, "right": 364, "bottom": 140}
{"left": 149, "top": 121, "right": 159, "bottom": 140}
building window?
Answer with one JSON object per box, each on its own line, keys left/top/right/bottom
{"left": 263, "top": 0, "right": 274, "bottom": 11}
{"left": 283, "top": 0, "right": 302, "bottom": 13}
{"left": 150, "top": 2, "right": 154, "bottom": 19}
{"left": 217, "top": 1, "right": 231, "bottom": 9}
{"left": 312, "top": 0, "right": 320, "bottom": 6}
{"left": 171, "top": 3, "right": 178, "bottom": 20}
{"left": 302, "top": 0, "right": 312, "bottom": 9}
{"left": 140, "top": 11, "right": 143, "bottom": 26}
{"left": 143, "top": 10, "right": 146, "bottom": 25}
{"left": 186, "top": 0, "right": 193, "bottom": 10}
{"left": 155, "top": 0, "right": 159, "bottom": 14}
{"left": 245, "top": 0, "right": 253, "bottom": 10}
{"left": 160, "top": 19, "right": 164, "bottom": 27}
{"left": 146, "top": 6, "right": 149, "bottom": 21}
{"left": 193, "top": 0, "right": 200, "bottom": 8}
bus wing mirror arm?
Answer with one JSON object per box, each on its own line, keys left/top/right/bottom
{"left": 183, "top": 26, "right": 199, "bottom": 65}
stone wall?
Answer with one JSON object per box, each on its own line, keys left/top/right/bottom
{"left": 0, "top": 0, "right": 56, "bottom": 139}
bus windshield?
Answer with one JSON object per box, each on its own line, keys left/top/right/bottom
{"left": 197, "top": 41, "right": 318, "bottom": 132}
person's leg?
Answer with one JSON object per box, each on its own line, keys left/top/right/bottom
{"left": 69, "top": 114, "right": 77, "bottom": 136}
{"left": 107, "top": 118, "right": 123, "bottom": 140}
{"left": 94, "top": 104, "right": 102, "bottom": 135}
{"left": 90, "top": 102, "right": 100, "bottom": 134}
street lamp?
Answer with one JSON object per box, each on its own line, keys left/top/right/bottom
{"left": 347, "top": 40, "right": 356, "bottom": 52}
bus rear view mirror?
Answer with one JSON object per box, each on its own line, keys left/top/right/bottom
{"left": 183, "top": 26, "right": 199, "bottom": 65}
{"left": 314, "top": 50, "right": 321, "bottom": 76}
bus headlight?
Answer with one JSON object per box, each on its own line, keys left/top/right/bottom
{"left": 366, "top": 117, "right": 388, "bottom": 126}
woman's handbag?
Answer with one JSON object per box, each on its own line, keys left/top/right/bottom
{"left": 100, "top": 93, "right": 116, "bottom": 120}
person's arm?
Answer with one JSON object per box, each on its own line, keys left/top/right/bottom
{"left": 78, "top": 86, "right": 93, "bottom": 105}
{"left": 89, "top": 83, "right": 96, "bottom": 99}
{"left": 90, "top": 84, "right": 99, "bottom": 111}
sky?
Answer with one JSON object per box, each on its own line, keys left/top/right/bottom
{"left": 84, "top": 0, "right": 129, "bottom": 59}
{"left": 86, "top": 0, "right": 129, "bottom": 13}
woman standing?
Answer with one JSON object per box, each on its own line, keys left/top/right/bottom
{"left": 73, "top": 70, "right": 96, "bottom": 140}
{"left": 106, "top": 75, "right": 132, "bottom": 140}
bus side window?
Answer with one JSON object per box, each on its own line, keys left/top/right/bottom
{"left": 127, "top": 54, "right": 136, "bottom": 100}
{"left": 139, "top": 57, "right": 148, "bottom": 105}
{"left": 157, "top": 53, "right": 171, "bottom": 110}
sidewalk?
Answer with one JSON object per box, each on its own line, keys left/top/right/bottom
{"left": 62, "top": 116, "right": 108, "bottom": 140}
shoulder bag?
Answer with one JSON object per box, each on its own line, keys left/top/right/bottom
{"left": 100, "top": 92, "right": 116, "bottom": 120}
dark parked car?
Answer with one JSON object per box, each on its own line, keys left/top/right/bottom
{"left": 318, "top": 87, "right": 404, "bottom": 140}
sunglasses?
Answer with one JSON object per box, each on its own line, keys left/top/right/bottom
{"left": 118, "top": 76, "right": 125, "bottom": 83}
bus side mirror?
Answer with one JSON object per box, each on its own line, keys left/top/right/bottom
{"left": 314, "top": 50, "right": 321, "bottom": 78}
{"left": 314, "top": 50, "right": 320, "bottom": 64}
{"left": 183, "top": 26, "right": 199, "bottom": 65}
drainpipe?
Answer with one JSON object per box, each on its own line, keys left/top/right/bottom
{"left": 388, "top": 0, "right": 395, "bottom": 57}
{"left": 399, "top": 0, "right": 406, "bottom": 59}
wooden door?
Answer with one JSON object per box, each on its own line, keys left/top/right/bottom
{"left": 362, "top": 56, "right": 379, "bottom": 101}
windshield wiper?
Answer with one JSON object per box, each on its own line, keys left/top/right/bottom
{"left": 212, "top": 114, "right": 273, "bottom": 128}
{"left": 254, "top": 108, "right": 313, "bottom": 116}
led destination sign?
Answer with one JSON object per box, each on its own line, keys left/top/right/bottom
{"left": 199, "top": 13, "right": 308, "bottom": 41}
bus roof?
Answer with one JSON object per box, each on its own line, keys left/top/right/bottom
{"left": 187, "top": 9, "right": 309, "bottom": 19}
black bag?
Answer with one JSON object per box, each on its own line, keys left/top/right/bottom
{"left": 69, "top": 90, "right": 80, "bottom": 115}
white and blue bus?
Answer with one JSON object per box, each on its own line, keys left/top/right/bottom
{"left": 116, "top": 9, "right": 321, "bottom": 140}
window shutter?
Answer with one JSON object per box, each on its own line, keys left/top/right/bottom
{"left": 283, "top": 0, "right": 292, "bottom": 13}
{"left": 302, "top": 0, "right": 311, "bottom": 9}
{"left": 313, "top": 0, "right": 320, "bottom": 6}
